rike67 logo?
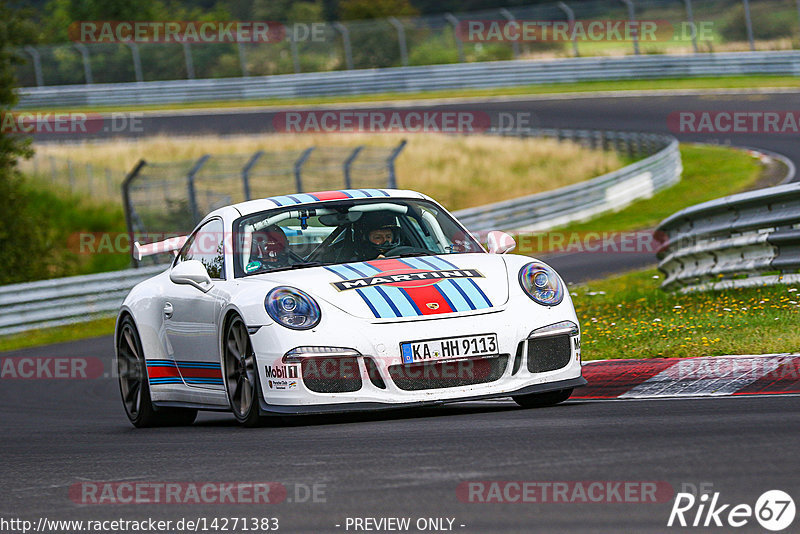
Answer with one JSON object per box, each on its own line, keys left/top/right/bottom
{"left": 668, "top": 490, "right": 795, "bottom": 531}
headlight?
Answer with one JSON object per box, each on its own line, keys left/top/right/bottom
{"left": 265, "top": 287, "right": 321, "bottom": 330}
{"left": 518, "top": 262, "right": 564, "bottom": 306}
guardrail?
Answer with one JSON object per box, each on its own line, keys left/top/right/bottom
{"left": 0, "top": 266, "right": 164, "bottom": 336}
{"left": 16, "top": 51, "right": 800, "bottom": 109}
{"left": 657, "top": 175, "right": 800, "bottom": 293}
{"left": 454, "top": 130, "right": 681, "bottom": 232}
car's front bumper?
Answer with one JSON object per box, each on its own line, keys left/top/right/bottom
{"left": 250, "top": 295, "right": 584, "bottom": 412}
{"left": 257, "top": 376, "right": 586, "bottom": 415}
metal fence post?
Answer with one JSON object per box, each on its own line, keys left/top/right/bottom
{"left": 121, "top": 160, "right": 148, "bottom": 267}
{"left": 294, "top": 147, "right": 315, "bottom": 192}
{"left": 557, "top": 2, "right": 579, "bottom": 57}
{"left": 237, "top": 43, "right": 249, "bottom": 76}
{"left": 742, "top": 0, "right": 755, "bottom": 51}
{"left": 73, "top": 43, "right": 93, "bottom": 84}
{"left": 499, "top": 9, "right": 521, "bottom": 58}
{"left": 67, "top": 160, "right": 75, "bottom": 192}
{"left": 334, "top": 23, "right": 354, "bottom": 70}
{"left": 49, "top": 156, "right": 56, "bottom": 184}
{"left": 126, "top": 43, "right": 143, "bottom": 82}
{"left": 619, "top": 0, "right": 640, "bottom": 55}
{"left": 242, "top": 150, "right": 264, "bottom": 200}
{"left": 682, "top": 0, "right": 699, "bottom": 53}
{"left": 444, "top": 13, "right": 465, "bottom": 63}
{"left": 182, "top": 43, "right": 195, "bottom": 79}
{"left": 797, "top": 0, "right": 800, "bottom": 44}
{"left": 106, "top": 168, "right": 113, "bottom": 197}
{"left": 343, "top": 146, "right": 364, "bottom": 189}
{"left": 289, "top": 27, "right": 301, "bottom": 73}
{"left": 23, "top": 46, "right": 43, "bottom": 86}
{"left": 388, "top": 17, "right": 409, "bottom": 67}
{"left": 187, "top": 155, "right": 210, "bottom": 223}
{"left": 386, "top": 140, "right": 407, "bottom": 189}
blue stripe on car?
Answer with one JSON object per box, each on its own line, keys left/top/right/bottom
{"left": 415, "top": 256, "right": 492, "bottom": 309}
{"left": 325, "top": 264, "right": 394, "bottom": 318}
{"left": 400, "top": 257, "right": 476, "bottom": 311}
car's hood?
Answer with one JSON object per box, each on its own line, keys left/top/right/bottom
{"left": 243, "top": 254, "right": 510, "bottom": 320}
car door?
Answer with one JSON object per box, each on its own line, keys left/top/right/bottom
{"left": 163, "top": 218, "right": 227, "bottom": 390}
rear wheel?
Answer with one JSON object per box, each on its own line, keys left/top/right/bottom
{"left": 116, "top": 316, "right": 197, "bottom": 427}
{"left": 512, "top": 388, "right": 573, "bottom": 409}
{"left": 223, "top": 315, "right": 267, "bottom": 427}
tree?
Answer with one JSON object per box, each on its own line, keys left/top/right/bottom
{"left": 0, "top": 0, "right": 52, "bottom": 284}
{"left": 0, "top": 1, "right": 31, "bottom": 174}
{"left": 40, "top": 0, "right": 166, "bottom": 43}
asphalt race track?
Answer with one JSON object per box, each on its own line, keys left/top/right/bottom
{"left": 40, "top": 90, "right": 800, "bottom": 171}
{"left": 2, "top": 336, "right": 799, "bottom": 533}
{"left": 4, "top": 91, "right": 799, "bottom": 532}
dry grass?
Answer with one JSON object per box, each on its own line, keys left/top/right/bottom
{"left": 26, "top": 133, "right": 622, "bottom": 211}
{"left": 521, "top": 38, "right": 798, "bottom": 60}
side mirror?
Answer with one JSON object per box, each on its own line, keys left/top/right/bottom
{"left": 170, "top": 260, "right": 213, "bottom": 292}
{"left": 487, "top": 231, "right": 516, "bottom": 254}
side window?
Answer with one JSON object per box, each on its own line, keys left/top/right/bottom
{"left": 177, "top": 218, "right": 225, "bottom": 279}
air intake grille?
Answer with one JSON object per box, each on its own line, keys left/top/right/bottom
{"left": 527, "top": 335, "right": 571, "bottom": 373}
{"left": 301, "top": 356, "right": 362, "bottom": 393}
{"left": 389, "top": 355, "right": 508, "bottom": 391}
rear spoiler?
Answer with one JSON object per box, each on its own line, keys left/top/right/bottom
{"left": 132, "top": 236, "right": 188, "bottom": 261}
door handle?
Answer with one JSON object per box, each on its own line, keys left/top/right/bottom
{"left": 163, "top": 302, "right": 174, "bottom": 319}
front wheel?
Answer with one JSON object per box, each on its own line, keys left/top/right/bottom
{"left": 512, "top": 388, "right": 573, "bottom": 409}
{"left": 223, "top": 315, "right": 268, "bottom": 427}
{"left": 116, "top": 316, "right": 197, "bottom": 427}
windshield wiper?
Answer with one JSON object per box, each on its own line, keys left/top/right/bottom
{"left": 259, "top": 261, "right": 333, "bottom": 273}
{"left": 391, "top": 252, "right": 433, "bottom": 258}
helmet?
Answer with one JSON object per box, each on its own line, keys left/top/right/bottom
{"left": 251, "top": 225, "right": 289, "bottom": 264}
{"left": 354, "top": 211, "right": 401, "bottom": 256}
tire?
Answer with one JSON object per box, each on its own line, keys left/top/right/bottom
{"left": 116, "top": 316, "right": 198, "bottom": 427}
{"left": 223, "top": 315, "right": 268, "bottom": 427}
{"left": 512, "top": 388, "right": 573, "bottom": 409}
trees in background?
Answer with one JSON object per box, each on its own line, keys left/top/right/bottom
{"left": 0, "top": 0, "right": 54, "bottom": 284}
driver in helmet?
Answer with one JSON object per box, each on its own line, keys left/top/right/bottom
{"left": 353, "top": 211, "right": 401, "bottom": 260}
{"left": 245, "top": 224, "right": 291, "bottom": 272}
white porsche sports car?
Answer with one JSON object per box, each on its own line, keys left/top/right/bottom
{"left": 116, "top": 188, "right": 585, "bottom": 427}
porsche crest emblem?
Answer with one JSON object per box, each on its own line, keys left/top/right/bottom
{"left": 426, "top": 302, "right": 440, "bottom": 310}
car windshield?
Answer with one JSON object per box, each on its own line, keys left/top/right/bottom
{"left": 232, "top": 198, "right": 483, "bottom": 278}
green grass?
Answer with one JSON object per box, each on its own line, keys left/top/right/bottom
{"left": 25, "top": 75, "right": 800, "bottom": 113}
{"left": 18, "top": 181, "right": 131, "bottom": 279}
{"left": 516, "top": 144, "right": 763, "bottom": 255}
{"left": 576, "top": 268, "right": 800, "bottom": 360}
{"left": 0, "top": 317, "right": 116, "bottom": 353}
{"left": 563, "top": 144, "right": 762, "bottom": 232}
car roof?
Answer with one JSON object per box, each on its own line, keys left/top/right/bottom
{"left": 230, "top": 188, "right": 432, "bottom": 217}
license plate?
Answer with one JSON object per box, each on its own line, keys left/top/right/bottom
{"left": 400, "top": 334, "right": 498, "bottom": 364}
